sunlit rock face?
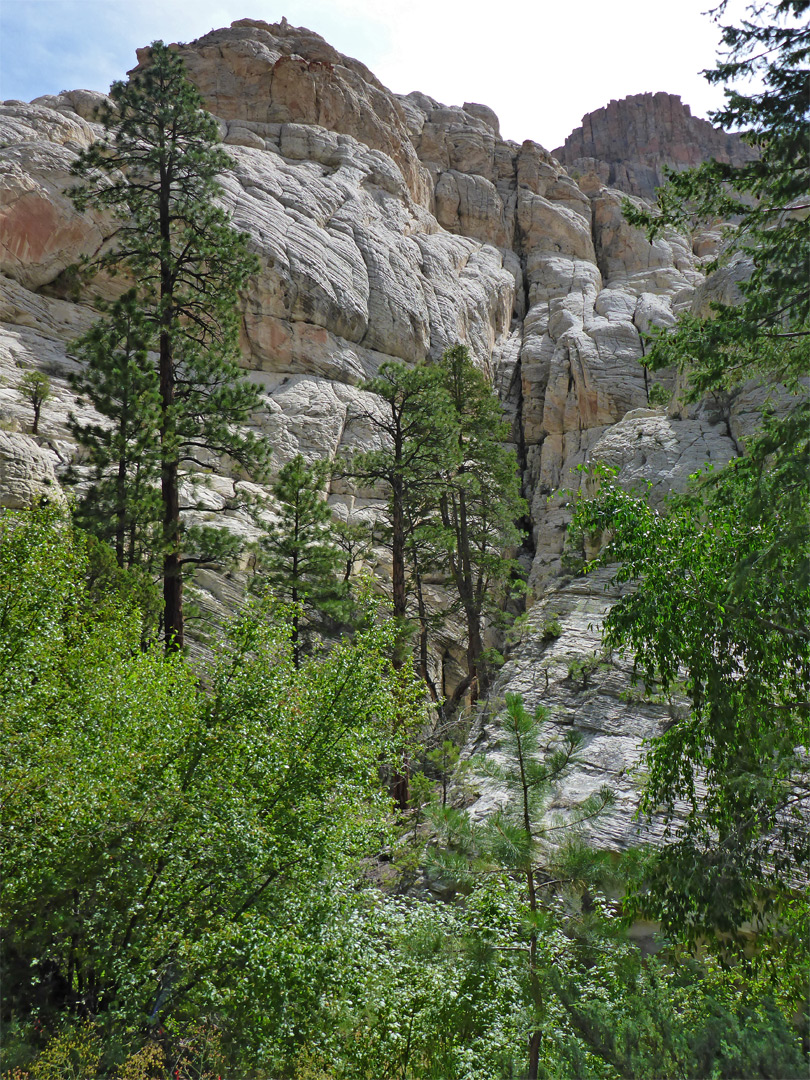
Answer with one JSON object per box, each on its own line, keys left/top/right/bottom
{"left": 0, "top": 19, "right": 749, "bottom": 840}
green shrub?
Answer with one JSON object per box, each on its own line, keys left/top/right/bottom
{"left": 647, "top": 380, "right": 672, "bottom": 406}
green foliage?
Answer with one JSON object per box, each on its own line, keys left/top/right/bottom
{"left": 545, "top": 919, "right": 808, "bottom": 1080}
{"left": 427, "top": 693, "right": 615, "bottom": 1079}
{"left": 429, "top": 694, "right": 615, "bottom": 891}
{"left": 565, "top": 652, "right": 604, "bottom": 689}
{"left": 412, "top": 696, "right": 804, "bottom": 1079}
{"left": 570, "top": 455, "right": 810, "bottom": 944}
{"left": 255, "top": 454, "right": 354, "bottom": 666}
{"left": 67, "top": 291, "right": 162, "bottom": 569}
{"left": 347, "top": 346, "right": 526, "bottom": 705}
{"left": 0, "top": 507, "right": 415, "bottom": 1074}
{"left": 436, "top": 345, "right": 527, "bottom": 699}
{"left": 332, "top": 513, "right": 374, "bottom": 583}
{"left": 425, "top": 739, "right": 464, "bottom": 807}
{"left": 0, "top": 504, "right": 92, "bottom": 715}
{"left": 83, "top": 531, "right": 161, "bottom": 643}
{"left": 646, "top": 380, "right": 671, "bottom": 406}
{"left": 2, "top": 513, "right": 806, "bottom": 1080}
{"left": 27, "top": 1019, "right": 102, "bottom": 1080}
{"left": 573, "top": 0, "right": 810, "bottom": 953}
{"left": 69, "top": 41, "right": 271, "bottom": 648}
{"left": 16, "top": 370, "right": 51, "bottom": 435}
{"left": 346, "top": 357, "right": 458, "bottom": 654}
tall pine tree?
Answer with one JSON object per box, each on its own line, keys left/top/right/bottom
{"left": 68, "top": 291, "right": 162, "bottom": 571}
{"left": 437, "top": 344, "right": 527, "bottom": 701}
{"left": 70, "top": 42, "right": 270, "bottom": 650}
{"left": 255, "top": 455, "right": 351, "bottom": 668}
{"left": 347, "top": 360, "right": 456, "bottom": 634}
{"left": 347, "top": 348, "right": 527, "bottom": 705}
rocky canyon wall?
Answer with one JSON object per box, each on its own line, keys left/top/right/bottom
{"left": 0, "top": 19, "right": 757, "bottom": 846}
{"left": 553, "top": 91, "right": 757, "bottom": 201}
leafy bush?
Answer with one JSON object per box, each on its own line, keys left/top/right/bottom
{"left": 0, "top": 507, "right": 418, "bottom": 1075}
{"left": 647, "top": 380, "right": 672, "bottom": 406}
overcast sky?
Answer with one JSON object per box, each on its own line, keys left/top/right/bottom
{"left": 0, "top": 0, "right": 751, "bottom": 150}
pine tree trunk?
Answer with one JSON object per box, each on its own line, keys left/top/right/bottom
{"left": 159, "top": 166, "right": 183, "bottom": 653}
{"left": 465, "top": 615, "right": 485, "bottom": 702}
{"left": 161, "top": 457, "right": 183, "bottom": 651}
{"left": 115, "top": 446, "right": 127, "bottom": 569}
{"left": 291, "top": 569, "right": 300, "bottom": 670}
{"left": 159, "top": 320, "right": 182, "bottom": 651}
{"left": 389, "top": 472, "right": 411, "bottom": 810}
{"left": 391, "top": 473, "right": 407, "bottom": 625}
{"left": 455, "top": 487, "right": 486, "bottom": 701}
{"left": 412, "top": 550, "right": 442, "bottom": 710}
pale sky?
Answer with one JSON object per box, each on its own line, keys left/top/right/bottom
{"left": 0, "top": 0, "right": 752, "bottom": 150}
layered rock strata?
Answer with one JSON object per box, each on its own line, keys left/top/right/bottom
{"left": 0, "top": 19, "right": 752, "bottom": 843}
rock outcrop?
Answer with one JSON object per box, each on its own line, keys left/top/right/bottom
{"left": 553, "top": 92, "right": 757, "bottom": 201}
{"left": 0, "top": 19, "right": 754, "bottom": 845}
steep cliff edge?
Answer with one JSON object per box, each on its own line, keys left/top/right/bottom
{"left": 553, "top": 91, "right": 757, "bottom": 201}
{"left": 0, "top": 19, "right": 753, "bottom": 846}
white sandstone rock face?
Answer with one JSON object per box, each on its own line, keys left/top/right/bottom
{"left": 0, "top": 431, "right": 64, "bottom": 508}
{"left": 0, "top": 19, "right": 763, "bottom": 847}
{"left": 167, "top": 20, "right": 433, "bottom": 208}
{"left": 466, "top": 570, "right": 687, "bottom": 849}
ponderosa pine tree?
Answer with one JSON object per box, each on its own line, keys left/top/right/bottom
{"left": 255, "top": 455, "right": 352, "bottom": 667}
{"left": 437, "top": 344, "right": 526, "bottom": 701}
{"left": 347, "top": 348, "right": 526, "bottom": 705}
{"left": 428, "top": 693, "right": 614, "bottom": 1080}
{"left": 70, "top": 41, "right": 270, "bottom": 651}
{"left": 68, "top": 291, "right": 162, "bottom": 571}
{"left": 347, "top": 360, "right": 456, "bottom": 634}
{"left": 345, "top": 361, "right": 458, "bottom": 807}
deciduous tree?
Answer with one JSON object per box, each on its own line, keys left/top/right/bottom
{"left": 0, "top": 507, "right": 413, "bottom": 1066}
{"left": 575, "top": 0, "right": 810, "bottom": 943}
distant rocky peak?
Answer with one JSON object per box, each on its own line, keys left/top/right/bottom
{"left": 553, "top": 91, "right": 756, "bottom": 201}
